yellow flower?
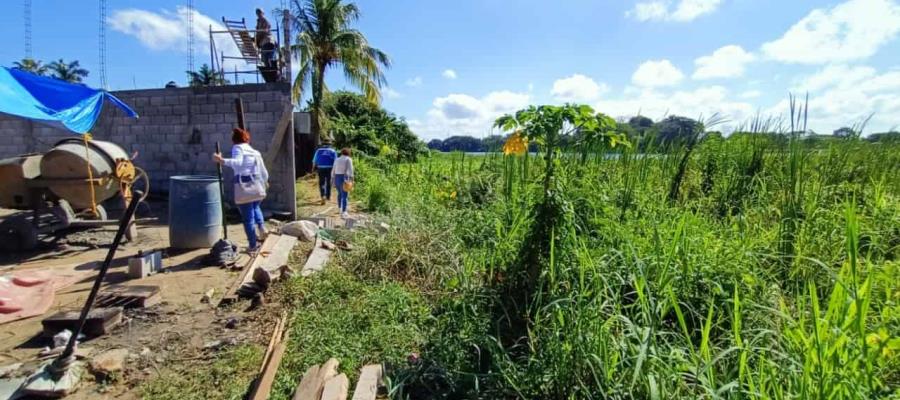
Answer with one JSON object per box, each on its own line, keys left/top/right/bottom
{"left": 503, "top": 131, "right": 528, "bottom": 156}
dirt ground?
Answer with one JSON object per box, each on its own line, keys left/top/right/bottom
{"left": 0, "top": 176, "right": 357, "bottom": 398}
{"left": 0, "top": 197, "right": 292, "bottom": 398}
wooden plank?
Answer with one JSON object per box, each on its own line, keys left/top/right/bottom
{"left": 95, "top": 285, "right": 161, "bottom": 309}
{"left": 250, "top": 315, "right": 290, "bottom": 400}
{"left": 293, "top": 358, "right": 339, "bottom": 400}
{"left": 321, "top": 373, "right": 349, "bottom": 400}
{"left": 300, "top": 238, "right": 333, "bottom": 277}
{"left": 258, "top": 314, "right": 286, "bottom": 374}
{"left": 219, "top": 235, "right": 280, "bottom": 306}
{"left": 351, "top": 364, "right": 383, "bottom": 400}
{"left": 261, "top": 235, "right": 297, "bottom": 272}
{"left": 264, "top": 104, "right": 296, "bottom": 165}
{"left": 42, "top": 307, "right": 123, "bottom": 337}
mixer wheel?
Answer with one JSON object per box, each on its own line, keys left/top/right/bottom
{"left": 0, "top": 216, "right": 38, "bottom": 252}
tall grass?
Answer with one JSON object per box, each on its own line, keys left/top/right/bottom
{"left": 339, "top": 117, "right": 900, "bottom": 399}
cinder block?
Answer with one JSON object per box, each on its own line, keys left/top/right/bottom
{"left": 209, "top": 114, "right": 224, "bottom": 123}
{"left": 201, "top": 104, "right": 216, "bottom": 114}
{"left": 150, "top": 97, "right": 164, "bottom": 106}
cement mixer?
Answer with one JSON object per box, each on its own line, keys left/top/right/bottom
{"left": 0, "top": 138, "right": 149, "bottom": 251}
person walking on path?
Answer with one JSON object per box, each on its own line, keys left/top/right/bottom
{"left": 312, "top": 141, "right": 338, "bottom": 205}
{"left": 332, "top": 148, "right": 354, "bottom": 219}
{"left": 214, "top": 128, "right": 269, "bottom": 252}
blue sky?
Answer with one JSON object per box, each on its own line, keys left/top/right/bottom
{"left": 2, "top": 0, "right": 899, "bottom": 139}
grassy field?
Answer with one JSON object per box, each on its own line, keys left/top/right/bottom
{"left": 141, "top": 130, "right": 899, "bottom": 399}
{"left": 328, "top": 130, "right": 900, "bottom": 399}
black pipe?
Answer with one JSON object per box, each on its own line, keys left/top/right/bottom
{"left": 216, "top": 142, "right": 228, "bottom": 240}
{"left": 53, "top": 190, "right": 143, "bottom": 368}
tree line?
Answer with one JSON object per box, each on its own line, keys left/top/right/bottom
{"left": 11, "top": 58, "right": 89, "bottom": 83}
{"left": 427, "top": 115, "right": 900, "bottom": 152}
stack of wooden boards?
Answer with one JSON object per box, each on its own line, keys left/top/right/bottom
{"left": 220, "top": 234, "right": 298, "bottom": 305}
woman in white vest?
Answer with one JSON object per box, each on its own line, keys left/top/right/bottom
{"left": 213, "top": 128, "right": 269, "bottom": 251}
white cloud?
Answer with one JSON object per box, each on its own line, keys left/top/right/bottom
{"left": 410, "top": 90, "right": 531, "bottom": 139}
{"left": 740, "top": 90, "right": 762, "bottom": 99}
{"left": 405, "top": 76, "right": 423, "bottom": 87}
{"left": 628, "top": 0, "right": 722, "bottom": 22}
{"left": 632, "top": 60, "right": 685, "bottom": 87}
{"left": 595, "top": 85, "right": 754, "bottom": 128}
{"left": 442, "top": 69, "right": 457, "bottom": 79}
{"left": 551, "top": 74, "right": 609, "bottom": 102}
{"left": 769, "top": 65, "right": 900, "bottom": 134}
{"left": 384, "top": 87, "right": 402, "bottom": 99}
{"left": 761, "top": 0, "right": 900, "bottom": 64}
{"left": 109, "top": 6, "right": 242, "bottom": 72}
{"left": 693, "top": 45, "right": 755, "bottom": 80}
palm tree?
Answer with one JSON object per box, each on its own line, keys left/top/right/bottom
{"left": 289, "top": 0, "right": 390, "bottom": 146}
{"left": 186, "top": 64, "right": 228, "bottom": 87}
{"left": 12, "top": 58, "right": 49, "bottom": 76}
{"left": 48, "top": 59, "right": 89, "bottom": 83}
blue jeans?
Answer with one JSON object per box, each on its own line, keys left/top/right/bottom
{"left": 237, "top": 200, "right": 264, "bottom": 249}
{"left": 317, "top": 167, "right": 332, "bottom": 199}
{"left": 335, "top": 174, "right": 349, "bottom": 212}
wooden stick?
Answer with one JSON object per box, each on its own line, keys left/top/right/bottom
{"left": 250, "top": 313, "right": 290, "bottom": 400}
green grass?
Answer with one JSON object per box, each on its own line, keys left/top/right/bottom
{"left": 139, "top": 344, "right": 264, "bottom": 400}
{"left": 268, "top": 268, "right": 431, "bottom": 400}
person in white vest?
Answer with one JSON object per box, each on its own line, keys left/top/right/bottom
{"left": 213, "top": 128, "right": 269, "bottom": 251}
{"left": 332, "top": 147, "right": 354, "bottom": 219}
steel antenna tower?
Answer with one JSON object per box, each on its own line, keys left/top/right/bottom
{"left": 187, "top": 0, "right": 195, "bottom": 74}
{"left": 24, "top": 0, "right": 32, "bottom": 59}
{"left": 99, "top": 0, "right": 108, "bottom": 89}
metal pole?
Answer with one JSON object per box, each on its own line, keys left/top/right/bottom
{"left": 215, "top": 142, "right": 228, "bottom": 240}
{"left": 52, "top": 191, "right": 142, "bottom": 371}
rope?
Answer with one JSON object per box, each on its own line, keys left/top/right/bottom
{"left": 83, "top": 133, "right": 99, "bottom": 218}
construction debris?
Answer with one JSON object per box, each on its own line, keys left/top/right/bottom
{"left": 281, "top": 220, "right": 318, "bottom": 242}
{"left": 42, "top": 307, "right": 123, "bottom": 337}
{"left": 249, "top": 314, "right": 289, "bottom": 400}
{"left": 201, "top": 288, "right": 216, "bottom": 303}
{"left": 95, "top": 285, "right": 161, "bottom": 309}
{"left": 127, "top": 250, "right": 163, "bottom": 279}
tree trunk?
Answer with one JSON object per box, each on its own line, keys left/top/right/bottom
{"left": 310, "top": 62, "right": 326, "bottom": 149}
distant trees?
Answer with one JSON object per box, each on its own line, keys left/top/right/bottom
{"left": 12, "top": 58, "right": 48, "bottom": 76}
{"left": 48, "top": 59, "right": 89, "bottom": 83}
{"left": 322, "top": 91, "right": 423, "bottom": 161}
{"left": 11, "top": 58, "right": 88, "bottom": 83}
{"left": 187, "top": 64, "right": 227, "bottom": 87}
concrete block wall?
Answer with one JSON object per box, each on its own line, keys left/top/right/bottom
{"left": 0, "top": 83, "right": 300, "bottom": 218}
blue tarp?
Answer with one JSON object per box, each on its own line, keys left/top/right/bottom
{"left": 0, "top": 67, "right": 137, "bottom": 134}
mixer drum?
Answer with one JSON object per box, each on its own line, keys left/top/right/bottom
{"left": 40, "top": 139, "right": 130, "bottom": 210}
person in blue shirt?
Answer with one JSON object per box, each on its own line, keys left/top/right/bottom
{"left": 312, "top": 141, "right": 338, "bottom": 205}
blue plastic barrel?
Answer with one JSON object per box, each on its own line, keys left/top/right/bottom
{"left": 169, "top": 175, "right": 223, "bottom": 249}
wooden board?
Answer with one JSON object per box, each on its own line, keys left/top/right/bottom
{"left": 95, "top": 285, "right": 161, "bottom": 309}
{"left": 219, "top": 235, "right": 280, "bottom": 306}
{"left": 351, "top": 364, "right": 383, "bottom": 400}
{"left": 41, "top": 307, "right": 123, "bottom": 337}
{"left": 300, "top": 238, "right": 333, "bottom": 277}
{"left": 250, "top": 315, "right": 289, "bottom": 400}
{"left": 264, "top": 104, "right": 296, "bottom": 165}
{"left": 261, "top": 235, "right": 298, "bottom": 273}
{"left": 293, "top": 358, "right": 339, "bottom": 400}
{"left": 321, "top": 373, "right": 349, "bottom": 400}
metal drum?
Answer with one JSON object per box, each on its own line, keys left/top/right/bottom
{"left": 39, "top": 139, "right": 129, "bottom": 210}
{"left": 168, "top": 175, "right": 222, "bottom": 249}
